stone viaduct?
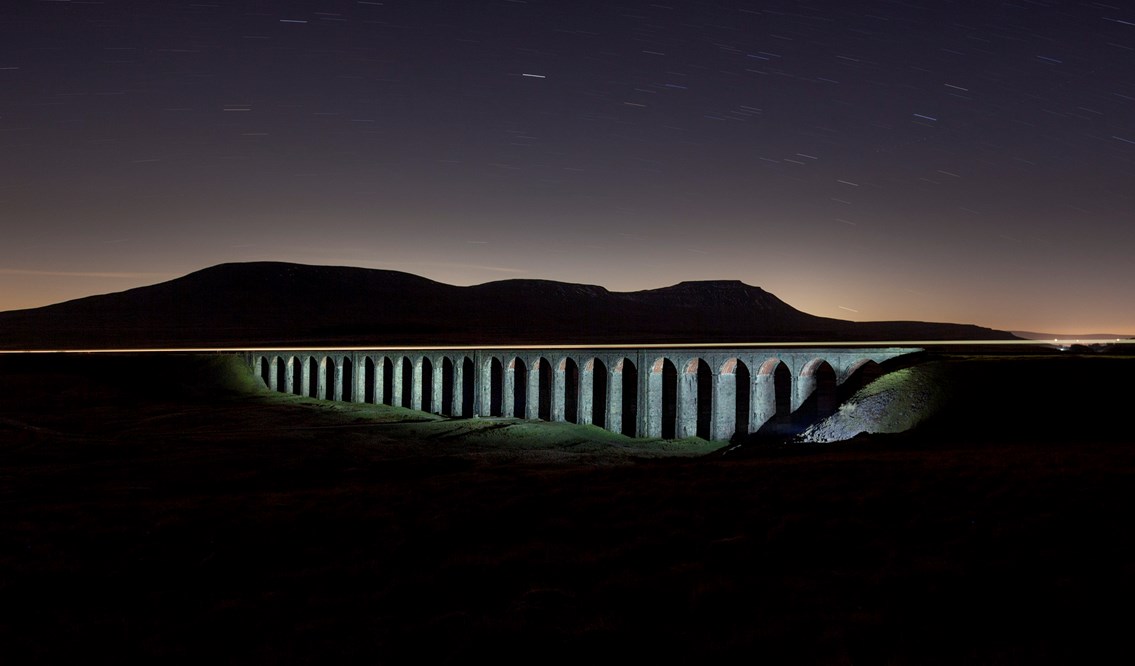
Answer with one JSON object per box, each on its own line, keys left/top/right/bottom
{"left": 248, "top": 346, "right": 918, "bottom": 442}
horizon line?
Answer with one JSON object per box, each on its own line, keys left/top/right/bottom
{"left": 1, "top": 339, "right": 1133, "bottom": 355}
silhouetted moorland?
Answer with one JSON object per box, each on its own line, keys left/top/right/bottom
{"left": 0, "top": 262, "right": 1015, "bottom": 348}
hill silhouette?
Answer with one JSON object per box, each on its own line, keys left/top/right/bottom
{"left": 0, "top": 262, "right": 1015, "bottom": 349}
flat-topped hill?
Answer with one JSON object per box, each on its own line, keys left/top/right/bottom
{"left": 0, "top": 262, "right": 1016, "bottom": 349}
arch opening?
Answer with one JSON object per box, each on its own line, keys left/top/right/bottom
{"left": 662, "top": 358, "right": 677, "bottom": 439}
{"left": 324, "top": 358, "right": 336, "bottom": 401}
{"left": 753, "top": 359, "right": 793, "bottom": 435}
{"left": 512, "top": 358, "right": 528, "bottom": 418}
{"left": 799, "top": 359, "right": 838, "bottom": 423}
{"left": 342, "top": 357, "right": 353, "bottom": 403}
{"left": 442, "top": 358, "right": 456, "bottom": 417}
{"left": 308, "top": 357, "right": 319, "bottom": 398}
{"left": 382, "top": 357, "right": 394, "bottom": 405}
{"left": 290, "top": 357, "right": 304, "bottom": 396}
{"left": 620, "top": 358, "right": 638, "bottom": 437}
{"left": 489, "top": 357, "right": 504, "bottom": 417}
{"left": 775, "top": 362, "right": 792, "bottom": 417}
{"left": 537, "top": 357, "right": 552, "bottom": 421}
{"left": 401, "top": 357, "right": 413, "bottom": 408}
{"left": 441, "top": 357, "right": 455, "bottom": 416}
{"left": 421, "top": 357, "right": 434, "bottom": 413}
{"left": 365, "top": 357, "right": 376, "bottom": 404}
{"left": 696, "top": 359, "right": 712, "bottom": 440}
{"left": 462, "top": 357, "right": 475, "bottom": 417}
{"left": 259, "top": 357, "right": 271, "bottom": 389}
{"left": 564, "top": 358, "right": 579, "bottom": 424}
{"left": 842, "top": 359, "right": 883, "bottom": 401}
{"left": 592, "top": 358, "right": 608, "bottom": 429}
{"left": 732, "top": 359, "right": 751, "bottom": 438}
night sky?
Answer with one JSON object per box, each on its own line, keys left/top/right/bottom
{"left": 2, "top": 0, "right": 1133, "bottom": 334}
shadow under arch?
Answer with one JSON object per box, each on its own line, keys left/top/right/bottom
{"left": 461, "top": 356, "right": 475, "bottom": 417}
{"left": 511, "top": 357, "right": 527, "bottom": 418}
{"left": 341, "top": 356, "right": 353, "bottom": 402}
{"left": 536, "top": 357, "right": 552, "bottom": 421}
{"left": 441, "top": 357, "right": 455, "bottom": 416}
{"left": 588, "top": 358, "right": 608, "bottom": 429}
{"left": 797, "top": 358, "right": 838, "bottom": 425}
{"left": 400, "top": 357, "right": 412, "bottom": 407}
{"left": 421, "top": 357, "right": 434, "bottom": 413}
{"left": 615, "top": 357, "right": 638, "bottom": 437}
{"left": 382, "top": 357, "right": 394, "bottom": 405}
{"left": 365, "top": 356, "right": 376, "bottom": 403}
{"left": 683, "top": 358, "right": 712, "bottom": 440}
{"left": 720, "top": 357, "right": 751, "bottom": 439}
{"left": 290, "top": 356, "right": 304, "bottom": 396}
{"left": 840, "top": 358, "right": 883, "bottom": 401}
{"left": 487, "top": 357, "right": 504, "bottom": 417}
{"left": 648, "top": 357, "right": 678, "bottom": 439}
{"left": 308, "top": 357, "right": 319, "bottom": 398}
{"left": 753, "top": 358, "right": 792, "bottom": 436}
{"left": 562, "top": 357, "right": 579, "bottom": 424}
{"left": 324, "top": 357, "right": 336, "bottom": 401}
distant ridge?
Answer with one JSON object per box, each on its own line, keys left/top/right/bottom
{"left": 0, "top": 262, "right": 1017, "bottom": 349}
{"left": 1011, "top": 331, "right": 1132, "bottom": 341}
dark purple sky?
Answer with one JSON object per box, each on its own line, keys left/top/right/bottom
{"left": 2, "top": 0, "right": 1133, "bottom": 334}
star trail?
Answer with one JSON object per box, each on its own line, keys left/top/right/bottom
{"left": 1, "top": 0, "right": 1133, "bottom": 335}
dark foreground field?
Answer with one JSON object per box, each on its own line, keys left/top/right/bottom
{"left": 2, "top": 353, "right": 1134, "bottom": 664}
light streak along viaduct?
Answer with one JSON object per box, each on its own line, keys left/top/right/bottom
{"left": 249, "top": 346, "right": 918, "bottom": 442}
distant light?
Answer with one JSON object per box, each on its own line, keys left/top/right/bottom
{"left": 521, "top": 73, "right": 546, "bottom": 78}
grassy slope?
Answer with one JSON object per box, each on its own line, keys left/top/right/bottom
{"left": 1, "top": 353, "right": 1134, "bottom": 664}
{"left": 798, "top": 362, "right": 952, "bottom": 443}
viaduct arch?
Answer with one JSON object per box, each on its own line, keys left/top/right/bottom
{"left": 247, "top": 346, "right": 916, "bottom": 442}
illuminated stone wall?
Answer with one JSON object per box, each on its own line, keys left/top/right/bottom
{"left": 250, "top": 346, "right": 916, "bottom": 442}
